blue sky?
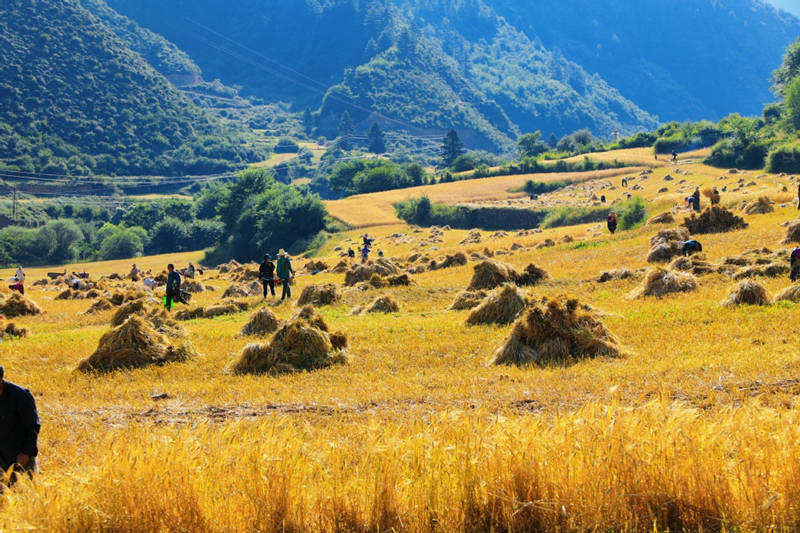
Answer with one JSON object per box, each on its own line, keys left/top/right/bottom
{"left": 769, "top": 0, "right": 800, "bottom": 17}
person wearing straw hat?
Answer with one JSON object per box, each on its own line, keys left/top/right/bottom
{"left": 276, "top": 249, "right": 295, "bottom": 302}
{"left": 0, "top": 365, "right": 40, "bottom": 487}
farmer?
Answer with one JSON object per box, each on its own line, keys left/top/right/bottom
{"left": 347, "top": 248, "right": 355, "bottom": 259}
{"left": 711, "top": 186, "right": 721, "bottom": 205}
{"left": 259, "top": 254, "right": 276, "bottom": 298}
{"left": 682, "top": 240, "right": 703, "bottom": 256}
{"left": 129, "top": 264, "right": 140, "bottom": 281}
{"left": 672, "top": 150, "right": 678, "bottom": 162}
{"left": 607, "top": 211, "right": 617, "bottom": 234}
{"left": 791, "top": 248, "right": 800, "bottom": 282}
{"left": 0, "top": 365, "right": 40, "bottom": 487}
{"left": 621, "top": 177, "right": 628, "bottom": 188}
{"left": 362, "top": 234, "right": 374, "bottom": 249}
{"left": 692, "top": 188, "right": 701, "bottom": 212}
{"left": 361, "top": 246, "right": 370, "bottom": 263}
{"left": 164, "top": 264, "right": 181, "bottom": 311}
{"left": 183, "top": 262, "right": 196, "bottom": 279}
{"left": 276, "top": 250, "right": 294, "bottom": 302}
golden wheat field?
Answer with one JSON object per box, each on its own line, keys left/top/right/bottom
{"left": 4, "top": 154, "right": 800, "bottom": 531}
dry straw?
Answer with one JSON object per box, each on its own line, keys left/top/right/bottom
{"left": 0, "top": 293, "right": 42, "bottom": 317}
{"left": 239, "top": 308, "right": 281, "bottom": 337}
{"left": 466, "top": 284, "right": 527, "bottom": 325}
{"left": 297, "top": 284, "right": 341, "bottom": 306}
{"left": 449, "top": 290, "right": 487, "bottom": 310}
{"left": 492, "top": 297, "right": 625, "bottom": 366}
{"left": 629, "top": 268, "right": 697, "bottom": 298}
{"left": 682, "top": 206, "right": 747, "bottom": 234}
{"left": 722, "top": 281, "right": 772, "bottom": 307}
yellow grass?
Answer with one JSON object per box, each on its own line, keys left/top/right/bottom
{"left": 326, "top": 167, "right": 637, "bottom": 227}
{"left": 5, "top": 154, "right": 800, "bottom": 530}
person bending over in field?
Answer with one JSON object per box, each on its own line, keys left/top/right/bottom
{"left": 606, "top": 211, "right": 617, "bottom": 234}
{"left": 164, "top": 264, "right": 181, "bottom": 311}
{"left": 0, "top": 365, "right": 40, "bottom": 488}
{"left": 259, "top": 254, "right": 276, "bottom": 298}
{"left": 791, "top": 248, "right": 800, "bottom": 282}
{"left": 682, "top": 240, "right": 703, "bottom": 256}
{"left": 276, "top": 250, "right": 294, "bottom": 302}
{"left": 183, "top": 262, "right": 196, "bottom": 279}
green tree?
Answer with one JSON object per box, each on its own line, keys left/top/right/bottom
{"left": 773, "top": 39, "right": 800, "bottom": 96}
{"left": 441, "top": 129, "right": 465, "bottom": 168}
{"left": 367, "top": 122, "right": 386, "bottom": 153}
{"left": 99, "top": 228, "right": 144, "bottom": 260}
{"left": 786, "top": 77, "right": 800, "bottom": 130}
{"left": 517, "top": 131, "right": 547, "bottom": 158}
{"left": 337, "top": 111, "right": 355, "bottom": 150}
{"left": 302, "top": 107, "right": 313, "bottom": 135}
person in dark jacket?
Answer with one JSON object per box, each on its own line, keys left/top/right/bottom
{"left": 692, "top": 188, "right": 701, "bottom": 212}
{"left": 607, "top": 211, "right": 617, "bottom": 234}
{"left": 276, "top": 250, "right": 294, "bottom": 301}
{"left": 791, "top": 248, "right": 800, "bottom": 282}
{"left": 165, "top": 264, "right": 181, "bottom": 311}
{"left": 797, "top": 183, "right": 800, "bottom": 210}
{"left": 259, "top": 254, "right": 276, "bottom": 298}
{"left": 0, "top": 365, "right": 40, "bottom": 486}
{"left": 682, "top": 240, "right": 703, "bottom": 256}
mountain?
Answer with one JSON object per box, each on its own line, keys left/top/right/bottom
{"left": 104, "top": 0, "right": 659, "bottom": 151}
{"left": 0, "top": 0, "right": 261, "bottom": 176}
{"left": 490, "top": 0, "right": 800, "bottom": 122}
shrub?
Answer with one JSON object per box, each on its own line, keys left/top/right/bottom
{"left": 766, "top": 142, "right": 800, "bottom": 173}
{"left": 617, "top": 197, "right": 647, "bottom": 230}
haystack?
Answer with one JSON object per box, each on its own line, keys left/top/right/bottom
{"left": 305, "top": 260, "right": 328, "bottom": 272}
{"left": 77, "top": 316, "right": 197, "bottom": 373}
{"left": 329, "top": 331, "right": 348, "bottom": 350}
{"left": 240, "top": 308, "right": 281, "bottom": 336}
{"left": 722, "top": 281, "right": 772, "bottom": 307}
{"left": 782, "top": 220, "right": 800, "bottom": 244}
{"left": 297, "top": 284, "right": 341, "bottom": 306}
{"left": 110, "top": 299, "right": 148, "bottom": 326}
{"left": 0, "top": 294, "right": 42, "bottom": 318}
{"left": 175, "top": 307, "right": 205, "bottom": 321}
{"left": 466, "top": 284, "right": 527, "bottom": 325}
{"left": 744, "top": 196, "right": 774, "bottom": 215}
{"left": 449, "top": 290, "right": 488, "bottom": 310}
{"left": 629, "top": 268, "right": 697, "bottom": 298}
{"left": 182, "top": 280, "right": 209, "bottom": 293}
{"left": 492, "top": 298, "right": 625, "bottom": 367}
{"left": 536, "top": 239, "right": 556, "bottom": 249}
{"left": 216, "top": 260, "right": 241, "bottom": 274}
{"left": 109, "top": 290, "right": 146, "bottom": 306}
{"left": 344, "top": 264, "right": 374, "bottom": 286}
{"left": 360, "top": 295, "right": 400, "bottom": 314}
{"left": 468, "top": 261, "right": 517, "bottom": 291}
{"left": 84, "top": 298, "right": 114, "bottom": 315}
{"left": 460, "top": 230, "right": 482, "bottom": 245}
{"left": 387, "top": 273, "right": 414, "bottom": 286}
{"left": 430, "top": 252, "right": 468, "bottom": 270}
{"left": 682, "top": 206, "right": 747, "bottom": 234}
{"left": 775, "top": 284, "right": 800, "bottom": 303}
{"left": 647, "top": 212, "right": 675, "bottom": 225}
{"left": 2, "top": 322, "right": 27, "bottom": 338}
{"left": 646, "top": 227, "right": 690, "bottom": 263}
{"left": 668, "top": 255, "right": 716, "bottom": 275}
{"left": 732, "top": 263, "right": 788, "bottom": 280}
{"left": 202, "top": 303, "right": 242, "bottom": 319}
{"left": 230, "top": 320, "right": 346, "bottom": 375}
{"left": 222, "top": 284, "right": 252, "bottom": 299}
{"left": 292, "top": 305, "right": 329, "bottom": 331}
{"left": 597, "top": 268, "right": 638, "bottom": 283}
{"left": 331, "top": 260, "right": 349, "bottom": 273}
{"left": 56, "top": 289, "right": 85, "bottom": 300}
{"left": 516, "top": 263, "right": 548, "bottom": 286}
{"left": 368, "top": 274, "right": 387, "bottom": 289}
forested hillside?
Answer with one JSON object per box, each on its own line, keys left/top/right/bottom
{"left": 105, "top": 0, "right": 658, "bottom": 151}
{"left": 491, "top": 0, "right": 800, "bottom": 121}
{"left": 0, "top": 0, "right": 262, "bottom": 176}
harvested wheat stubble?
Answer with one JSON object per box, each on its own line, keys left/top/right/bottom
{"left": 775, "top": 284, "right": 800, "bottom": 302}
{"left": 240, "top": 308, "right": 281, "bottom": 336}
{"left": 77, "top": 316, "right": 197, "bottom": 373}
{"left": 783, "top": 220, "right": 800, "bottom": 244}
{"left": 683, "top": 206, "right": 747, "bottom": 234}
{"left": 298, "top": 284, "right": 341, "bottom": 307}
{"left": 646, "top": 227, "right": 690, "bottom": 263}
{"left": 492, "top": 297, "right": 625, "bottom": 367}
{"left": 597, "top": 268, "right": 639, "bottom": 283}
{"left": 83, "top": 298, "right": 114, "bottom": 315}
{"left": 629, "top": 268, "right": 697, "bottom": 298}
{"left": 744, "top": 196, "right": 774, "bottom": 215}
{"left": 0, "top": 294, "right": 42, "bottom": 318}
{"left": 646, "top": 212, "right": 675, "bottom": 225}
{"left": 722, "top": 281, "right": 772, "bottom": 307}
{"left": 230, "top": 314, "right": 347, "bottom": 375}
{"left": 466, "top": 284, "right": 527, "bottom": 325}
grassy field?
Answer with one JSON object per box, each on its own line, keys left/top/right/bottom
{"left": 3, "top": 153, "right": 800, "bottom": 530}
